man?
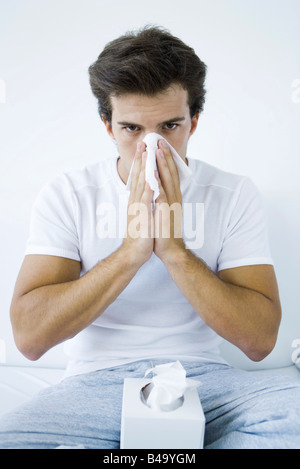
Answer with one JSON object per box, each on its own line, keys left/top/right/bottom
{"left": 1, "top": 26, "right": 299, "bottom": 449}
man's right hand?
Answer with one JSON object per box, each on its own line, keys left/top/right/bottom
{"left": 122, "top": 141, "right": 154, "bottom": 267}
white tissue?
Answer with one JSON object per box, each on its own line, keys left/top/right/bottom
{"left": 126, "top": 133, "right": 192, "bottom": 201}
{"left": 142, "top": 361, "right": 201, "bottom": 412}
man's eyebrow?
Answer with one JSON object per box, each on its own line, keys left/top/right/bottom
{"left": 160, "top": 116, "right": 186, "bottom": 125}
{"left": 117, "top": 117, "right": 186, "bottom": 126}
{"left": 117, "top": 121, "right": 140, "bottom": 126}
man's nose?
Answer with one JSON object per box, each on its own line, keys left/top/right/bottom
{"left": 140, "top": 130, "right": 159, "bottom": 145}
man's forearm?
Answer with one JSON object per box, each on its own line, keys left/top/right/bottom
{"left": 161, "top": 246, "right": 280, "bottom": 361}
{"left": 12, "top": 245, "right": 141, "bottom": 360}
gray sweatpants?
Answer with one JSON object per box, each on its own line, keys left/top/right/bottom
{"left": 0, "top": 359, "right": 300, "bottom": 449}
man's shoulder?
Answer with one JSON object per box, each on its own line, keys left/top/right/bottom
{"left": 43, "top": 157, "right": 117, "bottom": 196}
{"left": 189, "top": 157, "right": 248, "bottom": 194}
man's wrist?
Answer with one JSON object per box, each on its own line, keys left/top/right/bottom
{"left": 119, "top": 240, "right": 151, "bottom": 271}
{"left": 156, "top": 240, "right": 187, "bottom": 266}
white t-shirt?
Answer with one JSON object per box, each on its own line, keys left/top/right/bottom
{"left": 25, "top": 156, "right": 273, "bottom": 376}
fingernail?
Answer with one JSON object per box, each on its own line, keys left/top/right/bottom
{"left": 158, "top": 149, "right": 164, "bottom": 158}
{"left": 137, "top": 142, "right": 142, "bottom": 151}
{"left": 161, "top": 140, "right": 168, "bottom": 148}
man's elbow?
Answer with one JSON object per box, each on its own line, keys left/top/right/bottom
{"left": 13, "top": 330, "right": 45, "bottom": 361}
{"left": 246, "top": 303, "right": 281, "bottom": 362}
{"left": 20, "top": 347, "right": 43, "bottom": 362}
{"left": 244, "top": 332, "right": 279, "bottom": 362}
{"left": 10, "top": 304, "right": 45, "bottom": 362}
{"left": 246, "top": 347, "right": 273, "bottom": 363}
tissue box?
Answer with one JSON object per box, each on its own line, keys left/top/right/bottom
{"left": 120, "top": 378, "right": 205, "bottom": 449}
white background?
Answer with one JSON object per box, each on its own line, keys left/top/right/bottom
{"left": 0, "top": 0, "right": 299, "bottom": 370}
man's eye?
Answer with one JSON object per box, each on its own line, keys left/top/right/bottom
{"left": 125, "top": 125, "right": 139, "bottom": 133}
{"left": 165, "top": 123, "right": 178, "bottom": 130}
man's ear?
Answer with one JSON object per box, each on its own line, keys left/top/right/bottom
{"left": 102, "top": 115, "right": 115, "bottom": 139}
{"left": 189, "top": 112, "right": 199, "bottom": 137}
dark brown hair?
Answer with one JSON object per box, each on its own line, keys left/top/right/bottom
{"left": 88, "top": 25, "right": 207, "bottom": 123}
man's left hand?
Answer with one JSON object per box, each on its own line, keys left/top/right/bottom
{"left": 153, "top": 140, "right": 186, "bottom": 261}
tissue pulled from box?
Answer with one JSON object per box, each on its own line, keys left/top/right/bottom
{"left": 126, "top": 132, "right": 192, "bottom": 201}
{"left": 142, "top": 361, "right": 201, "bottom": 412}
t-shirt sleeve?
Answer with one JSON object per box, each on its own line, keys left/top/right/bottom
{"left": 217, "top": 177, "right": 273, "bottom": 271}
{"left": 25, "top": 176, "right": 80, "bottom": 261}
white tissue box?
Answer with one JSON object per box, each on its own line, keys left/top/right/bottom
{"left": 120, "top": 378, "right": 205, "bottom": 449}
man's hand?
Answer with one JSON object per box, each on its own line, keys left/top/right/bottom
{"left": 122, "top": 142, "right": 154, "bottom": 267}
{"left": 153, "top": 140, "right": 185, "bottom": 262}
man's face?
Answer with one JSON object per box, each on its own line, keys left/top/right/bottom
{"left": 102, "top": 84, "right": 199, "bottom": 183}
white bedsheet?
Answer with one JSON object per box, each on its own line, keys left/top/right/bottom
{"left": 0, "top": 366, "right": 64, "bottom": 417}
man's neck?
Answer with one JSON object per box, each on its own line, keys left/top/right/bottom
{"left": 117, "top": 157, "right": 129, "bottom": 185}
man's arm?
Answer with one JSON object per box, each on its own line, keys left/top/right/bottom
{"left": 154, "top": 140, "right": 281, "bottom": 361}
{"left": 162, "top": 252, "right": 281, "bottom": 361}
{"left": 10, "top": 248, "right": 141, "bottom": 360}
{"left": 10, "top": 143, "right": 153, "bottom": 361}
